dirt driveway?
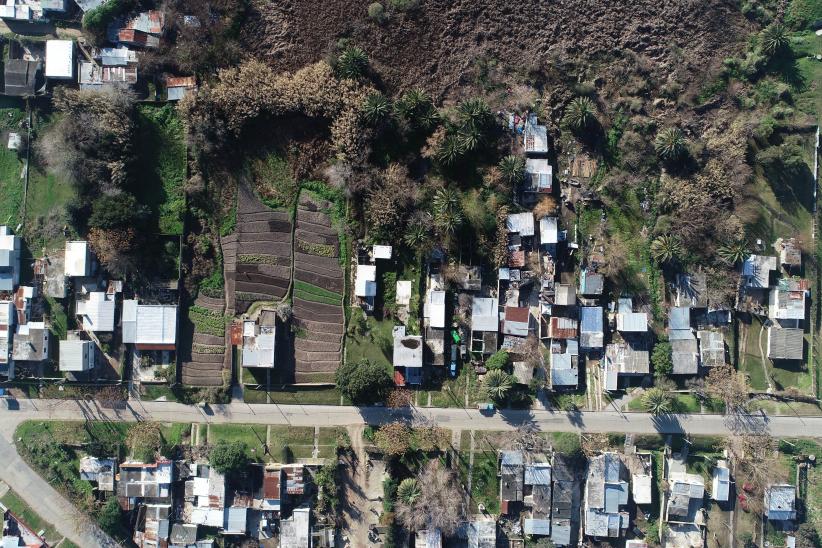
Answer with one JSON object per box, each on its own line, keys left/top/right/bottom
{"left": 339, "top": 426, "right": 385, "bottom": 547}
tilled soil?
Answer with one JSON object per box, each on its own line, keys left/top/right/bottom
{"left": 242, "top": 0, "right": 749, "bottom": 100}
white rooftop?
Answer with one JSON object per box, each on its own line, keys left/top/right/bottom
{"left": 45, "top": 40, "right": 74, "bottom": 79}
{"left": 76, "top": 291, "right": 115, "bottom": 332}
{"left": 59, "top": 339, "right": 94, "bottom": 372}
{"left": 64, "top": 241, "right": 90, "bottom": 277}
{"left": 122, "top": 300, "right": 177, "bottom": 346}
{"left": 355, "top": 264, "right": 377, "bottom": 298}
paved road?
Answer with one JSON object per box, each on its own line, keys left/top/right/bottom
{"left": 3, "top": 398, "right": 822, "bottom": 437}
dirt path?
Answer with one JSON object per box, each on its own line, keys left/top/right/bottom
{"left": 340, "top": 426, "right": 383, "bottom": 547}
{"left": 757, "top": 324, "right": 773, "bottom": 392}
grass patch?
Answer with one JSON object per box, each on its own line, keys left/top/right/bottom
{"left": 266, "top": 385, "right": 344, "bottom": 405}
{"left": 133, "top": 104, "right": 186, "bottom": 235}
{"left": 188, "top": 305, "right": 229, "bottom": 337}
{"left": 0, "top": 145, "right": 24, "bottom": 227}
{"left": 293, "top": 280, "right": 341, "bottom": 300}
{"left": 44, "top": 296, "right": 67, "bottom": 340}
{"left": 293, "top": 289, "right": 341, "bottom": 306}
{"left": 345, "top": 313, "right": 395, "bottom": 368}
{"left": 296, "top": 238, "right": 335, "bottom": 257}
{"left": 208, "top": 424, "right": 268, "bottom": 459}
{"left": 141, "top": 384, "right": 178, "bottom": 401}
{"left": 249, "top": 152, "right": 298, "bottom": 210}
{"left": 469, "top": 451, "right": 500, "bottom": 514}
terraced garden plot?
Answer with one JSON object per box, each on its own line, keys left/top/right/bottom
{"left": 230, "top": 184, "right": 293, "bottom": 313}
{"left": 181, "top": 297, "right": 230, "bottom": 386}
{"left": 291, "top": 194, "right": 345, "bottom": 382}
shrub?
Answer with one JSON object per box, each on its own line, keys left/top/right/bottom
{"left": 82, "top": 0, "right": 131, "bottom": 36}
{"left": 363, "top": 92, "right": 390, "bottom": 125}
{"left": 209, "top": 440, "right": 250, "bottom": 474}
{"left": 96, "top": 497, "right": 124, "bottom": 538}
{"left": 484, "top": 349, "right": 509, "bottom": 371}
{"left": 89, "top": 193, "right": 148, "bottom": 230}
{"left": 651, "top": 340, "right": 673, "bottom": 377}
{"left": 336, "top": 46, "right": 369, "bottom": 80}
{"left": 563, "top": 96, "right": 596, "bottom": 131}
{"left": 367, "top": 2, "right": 385, "bottom": 21}
{"left": 654, "top": 127, "right": 688, "bottom": 162}
{"left": 335, "top": 359, "right": 392, "bottom": 404}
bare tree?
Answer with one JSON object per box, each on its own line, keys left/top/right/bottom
{"left": 705, "top": 364, "right": 751, "bottom": 417}
{"left": 395, "top": 460, "right": 467, "bottom": 535}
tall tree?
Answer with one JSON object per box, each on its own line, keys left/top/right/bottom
{"left": 484, "top": 369, "right": 513, "bottom": 402}
{"left": 335, "top": 359, "right": 392, "bottom": 404}
{"left": 395, "top": 460, "right": 467, "bottom": 535}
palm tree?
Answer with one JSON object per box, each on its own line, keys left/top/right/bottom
{"left": 498, "top": 155, "right": 525, "bottom": 186}
{"left": 484, "top": 369, "right": 513, "bottom": 402}
{"left": 404, "top": 222, "right": 429, "bottom": 249}
{"left": 362, "top": 93, "right": 390, "bottom": 126}
{"left": 457, "top": 98, "right": 493, "bottom": 136}
{"left": 397, "top": 478, "right": 421, "bottom": 505}
{"left": 563, "top": 97, "right": 596, "bottom": 131}
{"left": 654, "top": 127, "right": 687, "bottom": 162}
{"left": 761, "top": 23, "right": 789, "bottom": 57}
{"left": 717, "top": 240, "right": 749, "bottom": 265}
{"left": 435, "top": 135, "right": 465, "bottom": 166}
{"left": 336, "top": 46, "right": 369, "bottom": 80}
{"left": 432, "top": 187, "right": 460, "bottom": 216}
{"left": 642, "top": 387, "right": 673, "bottom": 415}
{"left": 650, "top": 235, "right": 682, "bottom": 264}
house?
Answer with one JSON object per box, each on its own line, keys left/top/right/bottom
{"left": 122, "top": 300, "right": 177, "bottom": 350}
{"left": 779, "top": 238, "right": 801, "bottom": 271}
{"left": 616, "top": 299, "right": 647, "bottom": 332}
{"left": 0, "top": 301, "right": 13, "bottom": 378}
{"left": 64, "top": 241, "right": 91, "bottom": 277}
{"left": 540, "top": 216, "right": 558, "bottom": 245}
{"left": 185, "top": 464, "right": 226, "bottom": 528}
{"left": 768, "top": 278, "right": 808, "bottom": 321}
{"left": 133, "top": 503, "right": 171, "bottom": 547}
{"left": 523, "top": 113, "right": 549, "bottom": 155}
{"left": 664, "top": 524, "right": 704, "bottom": 548}
{"left": 166, "top": 75, "right": 197, "bottom": 101}
{"left": 671, "top": 338, "right": 699, "bottom": 375}
{"left": 45, "top": 40, "right": 74, "bottom": 80}
{"left": 280, "top": 505, "right": 311, "bottom": 548}
{"left": 675, "top": 271, "right": 708, "bottom": 308}
{"left": 765, "top": 484, "right": 797, "bottom": 523}
{"left": 550, "top": 339, "right": 579, "bottom": 388}
{"left": 355, "top": 264, "right": 377, "bottom": 311}
{"left": 0, "top": 1, "right": 34, "bottom": 20}
{"left": 579, "top": 269, "right": 604, "bottom": 296}
{"left": 502, "top": 306, "right": 530, "bottom": 337}
{"left": 0, "top": 226, "right": 21, "bottom": 292}
{"left": 525, "top": 158, "right": 553, "bottom": 195}
{"left": 668, "top": 306, "right": 692, "bottom": 334}
{"left": 455, "top": 516, "right": 496, "bottom": 548}
{"left": 743, "top": 255, "right": 777, "bottom": 289}
{"left": 80, "top": 456, "right": 115, "bottom": 491}
{"left": 118, "top": 28, "right": 160, "bottom": 48}
{"left": 1, "top": 505, "right": 48, "bottom": 548}
{"left": 506, "top": 212, "right": 535, "bottom": 238}
{"left": 666, "top": 472, "right": 705, "bottom": 524}
{"left": 118, "top": 459, "right": 173, "bottom": 506}
{"left": 453, "top": 265, "right": 481, "bottom": 291}
{"left": 424, "top": 290, "right": 446, "bottom": 328}
{"left": 4, "top": 59, "right": 41, "bottom": 96}
{"left": 602, "top": 340, "right": 650, "bottom": 390}
{"left": 580, "top": 307, "right": 604, "bottom": 350}
{"left": 11, "top": 321, "right": 49, "bottom": 364}
{"left": 767, "top": 327, "right": 804, "bottom": 361}
{"left": 241, "top": 321, "right": 275, "bottom": 368}
{"left": 424, "top": 326, "right": 445, "bottom": 367}
{"left": 169, "top": 523, "right": 198, "bottom": 546}
{"left": 470, "top": 297, "right": 498, "bottom": 354}
{"left": 584, "top": 453, "right": 629, "bottom": 538}
{"left": 416, "top": 529, "right": 443, "bottom": 548}
{"left": 393, "top": 333, "right": 423, "bottom": 385}
{"left": 396, "top": 280, "right": 412, "bottom": 307}
{"left": 76, "top": 291, "right": 115, "bottom": 332}
{"left": 555, "top": 284, "right": 576, "bottom": 306}
{"left": 79, "top": 61, "right": 138, "bottom": 90}
{"left": 551, "top": 454, "right": 580, "bottom": 547}
{"left": 253, "top": 464, "right": 283, "bottom": 511}
{"left": 523, "top": 460, "right": 552, "bottom": 537}
{"left": 697, "top": 330, "right": 725, "bottom": 367}
{"left": 711, "top": 460, "right": 730, "bottom": 502}
{"left": 59, "top": 338, "right": 95, "bottom": 372}
{"left": 549, "top": 316, "right": 578, "bottom": 339}
{"left": 499, "top": 450, "right": 524, "bottom": 513}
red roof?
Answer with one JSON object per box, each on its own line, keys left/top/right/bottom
{"left": 263, "top": 468, "right": 281, "bottom": 499}
{"left": 165, "top": 75, "right": 196, "bottom": 88}
{"left": 135, "top": 343, "right": 175, "bottom": 351}
{"left": 505, "top": 306, "right": 530, "bottom": 323}
{"left": 508, "top": 250, "right": 525, "bottom": 268}
{"left": 229, "top": 321, "right": 243, "bottom": 346}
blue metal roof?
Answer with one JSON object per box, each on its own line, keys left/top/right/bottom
{"left": 580, "top": 307, "right": 603, "bottom": 333}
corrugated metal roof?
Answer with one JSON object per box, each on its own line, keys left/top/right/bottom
{"left": 471, "top": 297, "right": 498, "bottom": 332}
